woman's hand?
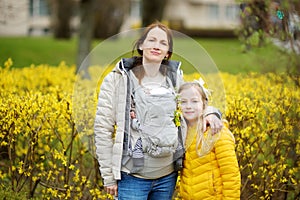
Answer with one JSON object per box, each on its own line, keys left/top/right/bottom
{"left": 204, "top": 114, "right": 223, "bottom": 134}
{"left": 105, "top": 184, "right": 118, "bottom": 197}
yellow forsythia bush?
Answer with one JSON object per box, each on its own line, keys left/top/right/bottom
{"left": 0, "top": 58, "right": 299, "bottom": 199}
{"left": 222, "top": 72, "right": 300, "bottom": 200}
{"left": 0, "top": 59, "right": 109, "bottom": 200}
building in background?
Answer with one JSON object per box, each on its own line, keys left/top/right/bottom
{"left": 0, "top": 0, "right": 78, "bottom": 36}
{"left": 163, "top": 0, "right": 240, "bottom": 36}
{"left": 28, "top": 0, "right": 51, "bottom": 35}
{"left": 0, "top": 0, "right": 52, "bottom": 36}
{"left": 0, "top": 0, "right": 240, "bottom": 37}
{"left": 122, "top": 0, "right": 240, "bottom": 36}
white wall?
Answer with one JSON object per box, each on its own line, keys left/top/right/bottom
{"left": 0, "top": 0, "right": 29, "bottom": 36}
{"left": 164, "top": 0, "right": 240, "bottom": 31}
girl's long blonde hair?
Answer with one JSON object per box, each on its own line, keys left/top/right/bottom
{"left": 179, "top": 81, "right": 220, "bottom": 157}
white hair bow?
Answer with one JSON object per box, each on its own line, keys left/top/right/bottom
{"left": 194, "top": 78, "right": 212, "bottom": 100}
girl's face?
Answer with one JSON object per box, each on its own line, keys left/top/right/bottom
{"left": 140, "top": 27, "right": 169, "bottom": 63}
{"left": 180, "top": 86, "right": 204, "bottom": 126}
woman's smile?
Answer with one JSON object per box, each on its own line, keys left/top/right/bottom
{"left": 150, "top": 50, "right": 161, "bottom": 56}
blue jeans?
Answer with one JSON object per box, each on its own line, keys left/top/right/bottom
{"left": 117, "top": 171, "right": 178, "bottom": 200}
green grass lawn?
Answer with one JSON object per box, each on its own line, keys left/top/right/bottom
{"left": 196, "top": 38, "right": 290, "bottom": 74}
{"left": 0, "top": 36, "right": 289, "bottom": 74}
{"left": 0, "top": 37, "right": 77, "bottom": 68}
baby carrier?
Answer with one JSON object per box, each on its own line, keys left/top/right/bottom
{"left": 121, "top": 58, "right": 184, "bottom": 173}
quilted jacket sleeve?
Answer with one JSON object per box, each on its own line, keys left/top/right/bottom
{"left": 215, "top": 126, "right": 241, "bottom": 199}
{"left": 94, "top": 71, "right": 118, "bottom": 186}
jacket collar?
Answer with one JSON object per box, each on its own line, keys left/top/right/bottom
{"left": 118, "top": 56, "right": 181, "bottom": 72}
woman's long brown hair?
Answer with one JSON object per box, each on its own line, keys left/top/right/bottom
{"left": 131, "top": 22, "right": 174, "bottom": 84}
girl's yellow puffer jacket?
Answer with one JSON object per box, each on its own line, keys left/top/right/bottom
{"left": 180, "top": 123, "right": 241, "bottom": 200}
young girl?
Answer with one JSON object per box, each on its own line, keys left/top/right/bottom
{"left": 179, "top": 80, "right": 241, "bottom": 200}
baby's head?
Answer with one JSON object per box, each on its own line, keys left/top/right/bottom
{"left": 178, "top": 80, "right": 209, "bottom": 125}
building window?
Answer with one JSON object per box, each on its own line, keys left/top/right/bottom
{"left": 29, "top": 0, "right": 50, "bottom": 16}
{"left": 207, "top": 3, "right": 219, "bottom": 20}
{"left": 225, "top": 4, "right": 239, "bottom": 20}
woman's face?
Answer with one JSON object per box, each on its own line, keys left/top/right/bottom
{"left": 180, "top": 86, "right": 204, "bottom": 125}
{"left": 140, "top": 27, "right": 169, "bottom": 63}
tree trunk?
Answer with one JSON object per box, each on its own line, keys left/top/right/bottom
{"left": 76, "top": 0, "right": 96, "bottom": 78}
{"left": 93, "top": 0, "right": 129, "bottom": 38}
{"left": 142, "top": 0, "right": 167, "bottom": 27}
{"left": 49, "top": 0, "right": 73, "bottom": 39}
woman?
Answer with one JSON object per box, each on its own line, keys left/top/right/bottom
{"left": 94, "top": 22, "right": 223, "bottom": 200}
{"left": 179, "top": 80, "right": 241, "bottom": 200}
